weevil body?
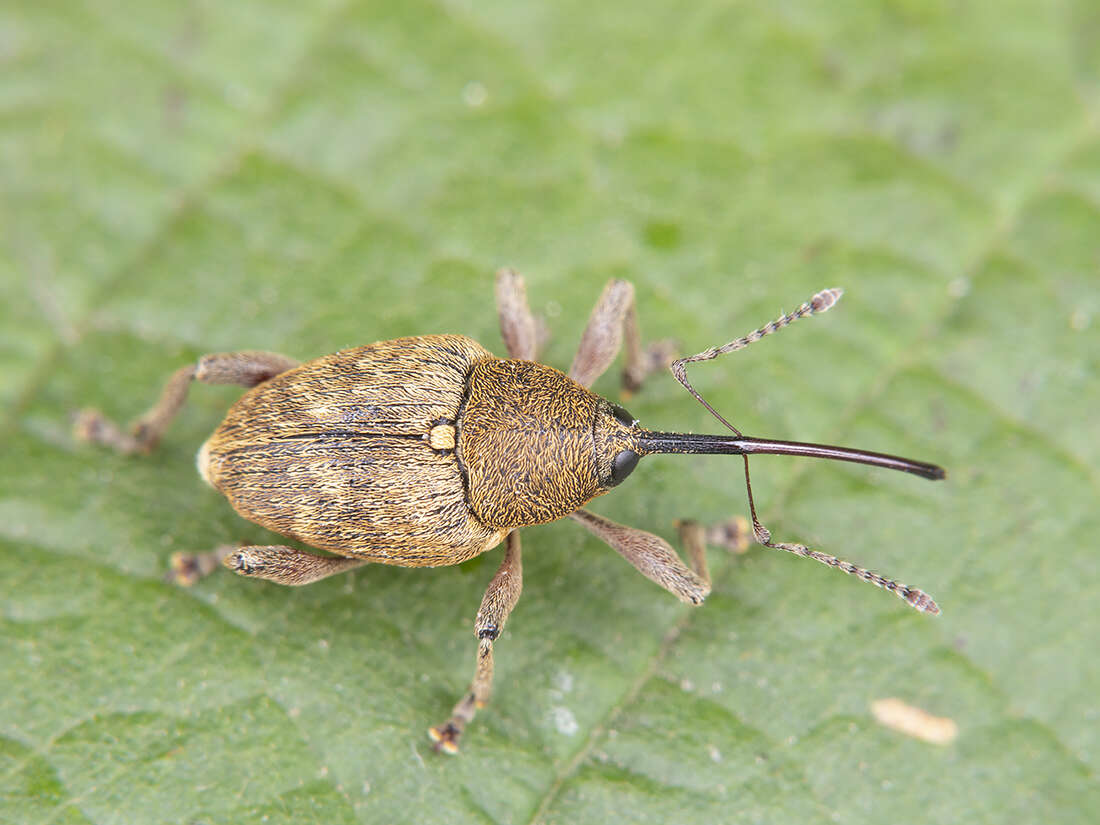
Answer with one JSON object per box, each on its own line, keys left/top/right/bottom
{"left": 197, "top": 336, "right": 651, "bottom": 567}
{"left": 76, "top": 271, "right": 945, "bottom": 753}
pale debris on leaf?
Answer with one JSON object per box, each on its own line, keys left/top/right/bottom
{"left": 871, "top": 697, "right": 958, "bottom": 745}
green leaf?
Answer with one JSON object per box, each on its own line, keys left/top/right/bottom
{"left": 3, "top": 1, "right": 1098, "bottom": 823}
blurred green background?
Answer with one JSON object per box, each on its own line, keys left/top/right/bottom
{"left": 2, "top": 2, "right": 1098, "bottom": 823}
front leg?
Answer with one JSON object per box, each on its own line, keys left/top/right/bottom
{"left": 568, "top": 279, "right": 677, "bottom": 392}
{"left": 569, "top": 510, "right": 749, "bottom": 604}
{"left": 429, "top": 530, "right": 523, "bottom": 753}
{"left": 569, "top": 509, "right": 709, "bottom": 604}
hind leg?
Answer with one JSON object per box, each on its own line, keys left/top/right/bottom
{"left": 75, "top": 351, "right": 299, "bottom": 454}
{"left": 76, "top": 350, "right": 301, "bottom": 585}
{"left": 166, "top": 544, "right": 369, "bottom": 587}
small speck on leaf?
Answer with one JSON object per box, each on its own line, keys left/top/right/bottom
{"left": 551, "top": 706, "right": 579, "bottom": 736}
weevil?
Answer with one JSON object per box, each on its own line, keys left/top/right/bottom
{"left": 75, "top": 271, "right": 944, "bottom": 753}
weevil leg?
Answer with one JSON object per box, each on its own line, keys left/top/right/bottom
{"left": 217, "top": 544, "right": 369, "bottom": 586}
{"left": 495, "top": 268, "right": 545, "bottom": 360}
{"left": 429, "top": 530, "right": 523, "bottom": 754}
{"left": 75, "top": 351, "right": 299, "bottom": 454}
{"left": 702, "top": 515, "right": 752, "bottom": 554}
{"left": 568, "top": 279, "right": 677, "bottom": 392}
{"left": 569, "top": 509, "right": 715, "bottom": 605}
{"left": 673, "top": 519, "right": 711, "bottom": 591}
{"left": 167, "top": 544, "right": 368, "bottom": 587}
{"left": 670, "top": 515, "right": 752, "bottom": 573}
{"left": 669, "top": 516, "right": 752, "bottom": 558}
{"left": 166, "top": 544, "right": 239, "bottom": 586}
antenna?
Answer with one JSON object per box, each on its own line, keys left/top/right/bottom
{"left": 667, "top": 288, "right": 942, "bottom": 614}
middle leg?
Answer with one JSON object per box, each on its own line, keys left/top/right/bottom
{"left": 495, "top": 268, "right": 541, "bottom": 360}
{"left": 494, "top": 271, "right": 675, "bottom": 392}
{"left": 429, "top": 530, "right": 523, "bottom": 753}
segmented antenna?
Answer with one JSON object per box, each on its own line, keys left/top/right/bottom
{"left": 671, "top": 288, "right": 842, "bottom": 436}
{"left": 670, "top": 288, "right": 940, "bottom": 615}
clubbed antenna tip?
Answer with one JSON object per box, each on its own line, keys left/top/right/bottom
{"left": 811, "top": 287, "right": 843, "bottom": 313}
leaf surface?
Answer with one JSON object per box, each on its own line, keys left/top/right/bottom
{"left": 3, "top": 2, "right": 1098, "bottom": 823}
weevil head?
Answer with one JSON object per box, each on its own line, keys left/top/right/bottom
{"left": 458, "top": 359, "right": 649, "bottom": 530}
{"left": 592, "top": 400, "right": 645, "bottom": 489}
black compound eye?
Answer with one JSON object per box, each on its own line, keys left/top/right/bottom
{"left": 609, "top": 449, "right": 640, "bottom": 486}
{"left": 611, "top": 405, "right": 637, "bottom": 426}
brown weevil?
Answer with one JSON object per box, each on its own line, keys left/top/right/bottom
{"left": 74, "top": 271, "right": 945, "bottom": 753}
